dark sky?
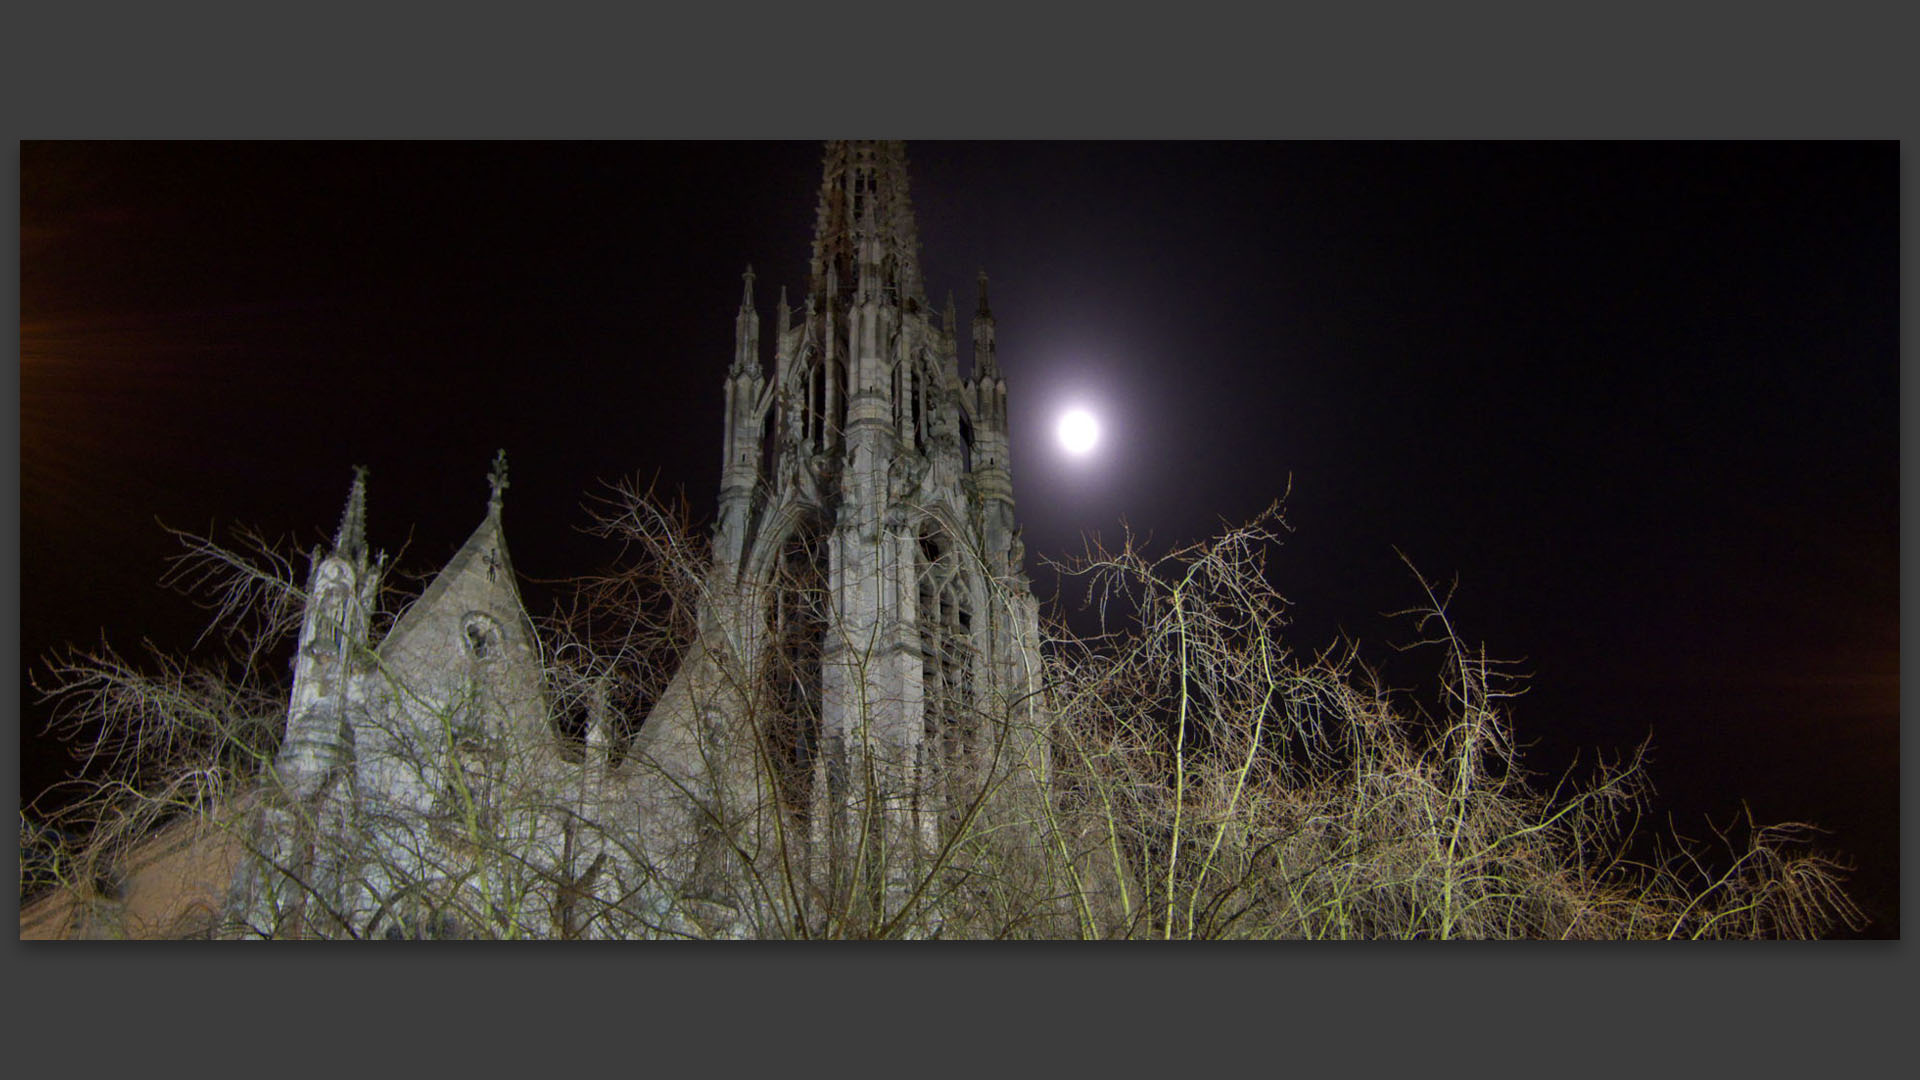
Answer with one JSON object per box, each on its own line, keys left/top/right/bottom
{"left": 19, "top": 141, "right": 1898, "bottom": 932}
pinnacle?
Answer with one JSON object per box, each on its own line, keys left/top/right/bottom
{"left": 332, "top": 466, "right": 370, "bottom": 564}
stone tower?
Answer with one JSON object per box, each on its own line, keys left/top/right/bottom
{"left": 685, "top": 141, "right": 1045, "bottom": 899}
{"left": 216, "top": 142, "right": 1044, "bottom": 938}
{"left": 239, "top": 468, "right": 383, "bottom": 935}
{"left": 280, "top": 467, "right": 381, "bottom": 805}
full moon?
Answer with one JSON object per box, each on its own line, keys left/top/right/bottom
{"left": 1057, "top": 408, "right": 1100, "bottom": 455}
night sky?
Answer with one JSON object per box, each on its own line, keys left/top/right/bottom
{"left": 19, "top": 141, "right": 1898, "bottom": 934}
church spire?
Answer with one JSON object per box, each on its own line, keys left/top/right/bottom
{"left": 332, "top": 466, "right": 369, "bottom": 565}
{"left": 808, "top": 141, "right": 924, "bottom": 308}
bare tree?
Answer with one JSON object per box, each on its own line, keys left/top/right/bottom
{"left": 22, "top": 494, "right": 1865, "bottom": 939}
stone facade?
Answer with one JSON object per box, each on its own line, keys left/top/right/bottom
{"left": 228, "top": 454, "right": 574, "bottom": 938}
{"left": 218, "top": 141, "right": 1047, "bottom": 938}
{"left": 639, "top": 141, "right": 1047, "bottom": 925}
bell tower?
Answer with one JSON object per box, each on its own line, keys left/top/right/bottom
{"left": 702, "top": 141, "right": 1044, "bottom": 904}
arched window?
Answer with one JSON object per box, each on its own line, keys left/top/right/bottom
{"left": 316, "top": 584, "right": 348, "bottom": 652}
{"left": 831, "top": 357, "right": 848, "bottom": 442}
{"left": 808, "top": 355, "right": 825, "bottom": 447}
{"left": 911, "top": 367, "right": 924, "bottom": 453}
{"left": 916, "top": 522, "right": 977, "bottom": 827}
{"left": 307, "top": 562, "right": 356, "bottom": 659}
{"left": 765, "top": 518, "right": 830, "bottom": 822}
{"left": 761, "top": 364, "right": 785, "bottom": 476}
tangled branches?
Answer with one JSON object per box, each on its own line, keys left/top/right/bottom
{"left": 1037, "top": 504, "right": 1863, "bottom": 938}
{"left": 21, "top": 496, "right": 1865, "bottom": 939}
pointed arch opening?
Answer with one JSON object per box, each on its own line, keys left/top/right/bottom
{"left": 915, "top": 519, "right": 979, "bottom": 831}
{"left": 830, "top": 357, "right": 848, "bottom": 444}
{"left": 306, "top": 558, "right": 361, "bottom": 660}
{"left": 763, "top": 516, "right": 832, "bottom": 826}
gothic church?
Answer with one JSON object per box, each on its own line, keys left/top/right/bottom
{"left": 210, "top": 141, "right": 1047, "bottom": 938}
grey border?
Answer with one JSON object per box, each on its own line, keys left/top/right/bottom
{"left": 5, "top": 2, "right": 1910, "bottom": 1075}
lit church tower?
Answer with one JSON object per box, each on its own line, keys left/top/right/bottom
{"left": 691, "top": 141, "right": 1045, "bottom": 899}
{"left": 164, "top": 142, "right": 1055, "bottom": 939}
{"left": 236, "top": 142, "right": 1049, "bottom": 938}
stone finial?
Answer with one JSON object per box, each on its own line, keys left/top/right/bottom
{"left": 973, "top": 271, "right": 999, "bottom": 381}
{"left": 741, "top": 264, "right": 756, "bottom": 308}
{"left": 488, "top": 449, "right": 510, "bottom": 513}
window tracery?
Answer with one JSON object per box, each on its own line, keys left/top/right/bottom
{"left": 916, "top": 523, "right": 977, "bottom": 828}
{"left": 766, "top": 519, "right": 830, "bottom": 823}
